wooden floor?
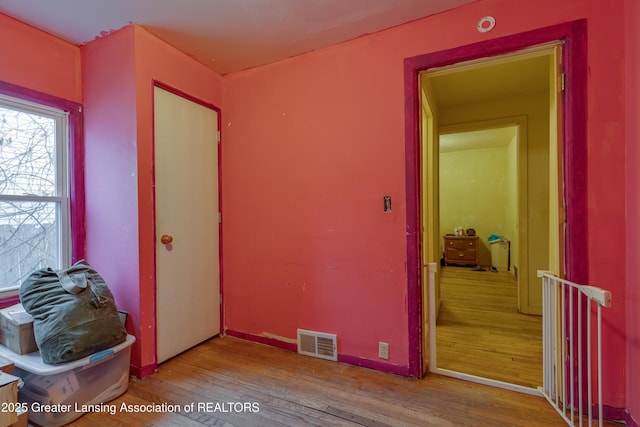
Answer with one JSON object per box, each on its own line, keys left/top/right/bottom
{"left": 436, "top": 266, "right": 543, "bottom": 388}
{"left": 66, "top": 336, "right": 568, "bottom": 427}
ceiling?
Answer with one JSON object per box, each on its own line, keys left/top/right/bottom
{"left": 423, "top": 50, "right": 551, "bottom": 152}
{"left": 440, "top": 127, "right": 517, "bottom": 153}
{"left": 0, "top": 0, "right": 477, "bottom": 75}
{"left": 425, "top": 53, "right": 551, "bottom": 109}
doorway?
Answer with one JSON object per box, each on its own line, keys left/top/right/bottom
{"left": 404, "top": 20, "right": 588, "bottom": 390}
{"left": 153, "top": 85, "right": 221, "bottom": 363}
{"left": 423, "top": 49, "right": 554, "bottom": 390}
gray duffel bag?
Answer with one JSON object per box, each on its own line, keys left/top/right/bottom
{"left": 19, "top": 260, "right": 127, "bottom": 364}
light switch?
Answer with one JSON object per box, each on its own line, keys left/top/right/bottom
{"left": 384, "top": 196, "right": 392, "bottom": 212}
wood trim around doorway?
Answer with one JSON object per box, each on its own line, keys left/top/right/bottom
{"left": 403, "top": 20, "right": 588, "bottom": 377}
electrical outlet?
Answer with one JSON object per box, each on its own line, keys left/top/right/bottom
{"left": 379, "top": 342, "right": 389, "bottom": 360}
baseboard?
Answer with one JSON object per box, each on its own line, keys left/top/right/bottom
{"left": 337, "top": 354, "right": 410, "bottom": 376}
{"left": 224, "top": 330, "right": 410, "bottom": 376}
{"left": 600, "top": 405, "right": 638, "bottom": 426}
{"left": 130, "top": 363, "right": 157, "bottom": 379}
{"left": 224, "top": 330, "right": 297, "bottom": 352}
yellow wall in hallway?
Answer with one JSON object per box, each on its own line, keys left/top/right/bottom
{"left": 439, "top": 90, "right": 549, "bottom": 314}
{"left": 440, "top": 145, "right": 511, "bottom": 267}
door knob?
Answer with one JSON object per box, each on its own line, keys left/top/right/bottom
{"left": 160, "top": 234, "right": 173, "bottom": 245}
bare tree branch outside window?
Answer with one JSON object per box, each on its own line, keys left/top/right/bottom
{"left": 0, "top": 104, "right": 60, "bottom": 290}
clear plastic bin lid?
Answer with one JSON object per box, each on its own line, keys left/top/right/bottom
{"left": 0, "top": 335, "right": 135, "bottom": 375}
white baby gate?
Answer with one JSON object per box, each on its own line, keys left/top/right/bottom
{"left": 537, "top": 271, "right": 612, "bottom": 427}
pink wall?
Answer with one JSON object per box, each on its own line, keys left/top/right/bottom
{"left": 584, "top": 1, "right": 628, "bottom": 410}
{"left": 0, "top": 13, "right": 81, "bottom": 103}
{"left": 222, "top": 0, "right": 630, "bottom": 407}
{"left": 82, "top": 25, "right": 223, "bottom": 373}
{"left": 133, "top": 25, "right": 224, "bottom": 371}
{"left": 81, "top": 27, "right": 142, "bottom": 369}
{"left": 625, "top": 0, "right": 640, "bottom": 422}
{"left": 1, "top": 0, "right": 637, "bottom": 416}
{"left": 0, "top": 11, "right": 84, "bottom": 311}
{"left": 222, "top": 43, "right": 410, "bottom": 367}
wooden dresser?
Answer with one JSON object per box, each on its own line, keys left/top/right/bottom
{"left": 443, "top": 235, "right": 479, "bottom": 266}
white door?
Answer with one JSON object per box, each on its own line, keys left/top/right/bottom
{"left": 154, "top": 86, "right": 220, "bottom": 363}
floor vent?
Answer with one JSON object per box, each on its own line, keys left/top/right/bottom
{"left": 297, "top": 329, "right": 337, "bottom": 361}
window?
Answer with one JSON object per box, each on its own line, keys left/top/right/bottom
{"left": 0, "top": 93, "right": 71, "bottom": 294}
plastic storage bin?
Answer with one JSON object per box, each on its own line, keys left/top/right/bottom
{"left": 0, "top": 334, "right": 135, "bottom": 427}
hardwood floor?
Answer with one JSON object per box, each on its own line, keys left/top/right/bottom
{"left": 67, "top": 336, "right": 567, "bottom": 427}
{"left": 436, "top": 266, "right": 543, "bottom": 388}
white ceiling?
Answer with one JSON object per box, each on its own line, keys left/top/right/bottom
{"left": 440, "top": 127, "right": 517, "bottom": 153}
{"left": 0, "top": 0, "right": 476, "bottom": 75}
{"left": 425, "top": 50, "right": 551, "bottom": 153}
{"left": 425, "top": 53, "right": 551, "bottom": 108}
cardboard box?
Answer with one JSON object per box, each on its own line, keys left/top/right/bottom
{"left": 0, "top": 304, "right": 37, "bottom": 355}
{"left": 10, "top": 407, "right": 28, "bottom": 427}
{"left": 0, "top": 355, "right": 14, "bottom": 373}
{"left": 25, "top": 370, "right": 80, "bottom": 404}
{"left": 0, "top": 372, "right": 19, "bottom": 426}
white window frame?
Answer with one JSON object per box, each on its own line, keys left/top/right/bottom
{"left": 0, "top": 93, "right": 71, "bottom": 297}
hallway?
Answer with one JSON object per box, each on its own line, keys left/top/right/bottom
{"left": 436, "top": 266, "right": 543, "bottom": 388}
